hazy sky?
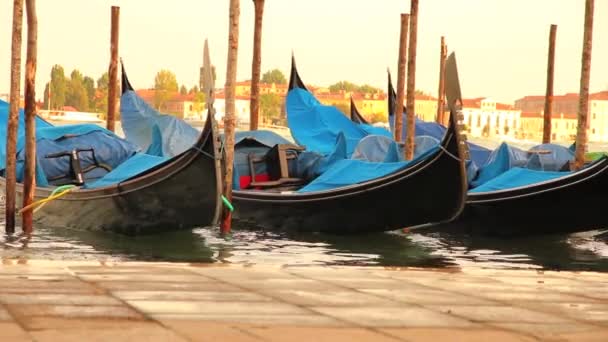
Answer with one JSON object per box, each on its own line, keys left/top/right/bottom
{"left": 1, "top": 0, "right": 607, "bottom": 103}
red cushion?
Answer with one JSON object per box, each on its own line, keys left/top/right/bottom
{"left": 239, "top": 173, "right": 270, "bottom": 189}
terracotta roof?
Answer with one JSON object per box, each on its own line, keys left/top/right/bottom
{"left": 591, "top": 91, "right": 608, "bottom": 100}
{"left": 462, "top": 98, "right": 483, "bottom": 108}
{"left": 496, "top": 103, "right": 514, "bottom": 110}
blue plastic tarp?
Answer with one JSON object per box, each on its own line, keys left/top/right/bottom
{"left": 18, "top": 130, "right": 138, "bottom": 186}
{"left": 286, "top": 88, "right": 368, "bottom": 156}
{"left": 121, "top": 90, "right": 199, "bottom": 157}
{"left": 527, "top": 144, "right": 573, "bottom": 171}
{"left": 469, "top": 167, "right": 571, "bottom": 193}
{"left": 86, "top": 153, "right": 168, "bottom": 189}
{"left": 470, "top": 142, "right": 528, "bottom": 188}
{"left": 298, "top": 145, "right": 439, "bottom": 193}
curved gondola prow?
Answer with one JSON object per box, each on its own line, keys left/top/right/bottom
{"left": 288, "top": 54, "right": 308, "bottom": 92}
{"left": 387, "top": 70, "right": 407, "bottom": 120}
{"left": 349, "top": 96, "right": 369, "bottom": 125}
{"left": 121, "top": 59, "right": 135, "bottom": 94}
{"left": 429, "top": 52, "right": 469, "bottom": 225}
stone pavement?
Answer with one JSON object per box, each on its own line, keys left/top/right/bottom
{"left": 0, "top": 260, "right": 607, "bottom": 341}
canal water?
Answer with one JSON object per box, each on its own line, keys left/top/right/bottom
{"left": 1, "top": 223, "right": 607, "bottom": 271}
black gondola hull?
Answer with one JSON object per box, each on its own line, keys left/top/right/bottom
{"left": 231, "top": 120, "right": 467, "bottom": 234}
{"left": 448, "top": 158, "right": 608, "bottom": 235}
{"left": 1, "top": 117, "right": 223, "bottom": 235}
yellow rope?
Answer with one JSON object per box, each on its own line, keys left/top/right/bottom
{"left": 19, "top": 186, "right": 76, "bottom": 214}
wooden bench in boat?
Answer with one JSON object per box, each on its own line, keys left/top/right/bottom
{"left": 247, "top": 144, "right": 306, "bottom": 189}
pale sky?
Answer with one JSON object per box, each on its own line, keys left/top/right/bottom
{"left": 1, "top": 0, "right": 607, "bottom": 103}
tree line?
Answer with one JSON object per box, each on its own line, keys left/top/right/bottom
{"left": 43, "top": 65, "right": 109, "bottom": 113}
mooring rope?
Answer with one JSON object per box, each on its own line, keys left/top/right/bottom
{"left": 19, "top": 185, "right": 77, "bottom": 214}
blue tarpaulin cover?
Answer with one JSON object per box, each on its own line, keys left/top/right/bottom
{"left": 121, "top": 90, "right": 199, "bottom": 157}
{"left": 388, "top": 112, "right": 491, "bottom": 167}
{"left": 298, "top": 145, "right": 439, "bottom": 193}
{"left": 527, "top": 144, "right": 573, "bottom": 171}
{"left": 286, "top": 88, "right": 368, "bottom": 156}
{"left": 1, "top": 99, "right": 168, "bottom": 189}
{"left": 86, "top": 153, "right": 168, "bottom": 189}
{"left": 469, "top": 167, "right": 571, "bottom": 193}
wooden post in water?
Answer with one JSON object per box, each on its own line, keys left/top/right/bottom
{"left": 405, "top": 0, "right": 419, "bottom": 161}
{"left": 5, "top": 0, "right": 24, "bottom": 235}
{"left": 221, "top": 0, "right": 240, "bottom": 235}
{"left": 574, "top": 0, "right": 594, "bottom": 170}
{"left": 249, "top": 0, "right": 265, "bottom": 130}
{"left": 106, "top": 6, "right": 119, "bottom": 132}
{"left": 436, "top": 36, "right": 447, "bottom": 125}
{"left": 542, "top": 24, "right": 557, "bottom": 144}
{"left": 394, "top": 14, "right": 409, "bottom": 142}
{"left": 21, "top": 0, "right": 37, "bottom": 235}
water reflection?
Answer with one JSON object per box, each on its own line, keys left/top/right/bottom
{"left": 1, "top": 223, "right": 607, "bottom": 271}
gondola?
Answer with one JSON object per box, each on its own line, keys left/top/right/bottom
{"left": 119, "top": 56, "right": 468, "bottom": 234}
{"left": 0, "top": 76, "right": 222, "bottom": 235}
{"left": 380, "top": 54, "right": 608, "bottom": 235}
{"left": 228, "top": 56, "right": 468, "bottom": 234}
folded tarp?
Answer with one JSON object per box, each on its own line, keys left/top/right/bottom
{"left": 298, "top": 145, "right": 439, "bottom": 193}
{"left": 121, "top": 90, "right": 199, "bottom": 157}
{"left": 286, "top": 88, "right": 368, "bottom": 156}
{"left": 86, "top": 153, "right": 168, "bottom": 189}
{"left": 469, "top": 167, "right": 571, "bottom": 193}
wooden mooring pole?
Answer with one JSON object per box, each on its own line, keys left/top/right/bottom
{"left": 574, "top": 0, "right": 594, "bottom": 170}
{"left": 249, "top": 0, "right": 265, "bottom": 131}
{"left": 106, "top": 6, "right": 119, "bottom": 132}
{"left": 405, "top": 0, "right": 419, "bottom": 161}
{"left": 6, "top": 0, "right": 24, "bottom": 235}
{"left": 394, "top": 14, "right": 409, "bottom": 142}
{"left": 436, "top": 36, "right": 447, "bottom": 125}
{"left": 542, "top": 24, "right": 557, "bottom": 144}
{"left": 21, "top": 0, "right": 38, "bottom": 235}
{"left": 221, "top": 0, "right": 241, "bottom": 235}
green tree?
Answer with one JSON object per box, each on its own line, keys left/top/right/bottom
{"left": 260, "top": 93, "right": 283, "bottom": 124}
{"left": 328, "top": 81, "right": 358, "bottom": 93}
{"left": 154, "top": 70, "right": 178, "bottom": 110}
{"left": 180, "top": 84, "right": 188, "bottom": 95}
{"left": 358, "top": 84, "right": 382, "bottom": 94}
{"left": 65, "top": 69, "right": 89, "bottom": 111}
{"left": 83, "top": 76, "right": 96, "bottom": 110}
{"left": 45, "top": 65, "right": 67, "bottom": 110}
{"left": 261, "top": 69, "right": 286, "bottom": 84}
{"left": 95, "top": 72, "right": 109, "bottom": 114}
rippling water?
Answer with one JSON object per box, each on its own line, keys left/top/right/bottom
{"left": 2, "top": 223, "right": 607, "bottom": 271}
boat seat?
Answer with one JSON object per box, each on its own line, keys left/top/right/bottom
{"left": 247, "top": 144, "right": 306, "bottom": 189}
{"left": 45, "top": 148, "right": 113, "bottom": 186}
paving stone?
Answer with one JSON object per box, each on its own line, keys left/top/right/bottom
{"left": 491, "top": 322, "right": 603, "bottom": 338}
{"left": 29, "top": 326, "right": 187, "bottom": 342}
{"left": 0, "top": 294, "right": 121, "bottom": 306}
{"left": 428, "top": 305, "right": 569, "bottom": 324}
{"left": 161, "top": 321, "right": 264, "bottom": 342}
{"left": 128, "top": 300, "right": 307, "bottom": 316}
{"left": 475, "top": 291, "right": 599, "bottom": 303}
{"left": 17, "top": 318, "right": 160, "bottom": 330}
{"left": 96, "top": 280, "right": 242, "bottom": 292}
{"left": 78, "top": 274, "right": 212, "bottom": 282}
{"left": 236, "top": 279, "right": 344, "bottom": 291}
{"left": 0, "top": 322, "right": 32, "bottom": 341}
{"left": 361, "top": 288, "right": 496, "bottom": 305}
{"left": 155, "top": 314, "right": 346, "bottom": 326}
{"left": 311, "top": 306, "right": 475, "bottom": 328}
{"left": 548, "top": 329, "right": 608, "bottom": 341}
{"left": 381, "top": 327, "right": 535, "bottom": 341}
{"left": 8, "top": 304, "right": 144, "bottom": 320}
{"left": 68, "top": 266, "right": 200, "bottom": 275}
{"left": 0, "top": 279, "right": 99, "bottom": 293}
{"left": 491, "top": 276, "right": 588, "bottom": 287}
{"left": 0, "top": 306, "right": 13, "bottom": 321}
{"left": 248, "top": 326, "right": 402, "bottom": 342}
{"left": 113, "top": 290, "right": 273, "bottom": 302}
{"left": 193, "top": 267, "right": 299, "bottom": 280}
{"left": 261, "top": 289, "right": 399, "bottom": 307}
{"left": 311, "top": 277, "right": 419, "bottom": 290}
{"left": 523, "top": 302, "right": 608, "bottom": 324}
